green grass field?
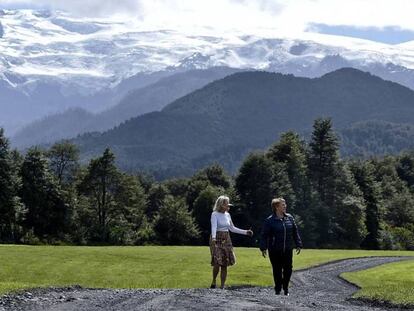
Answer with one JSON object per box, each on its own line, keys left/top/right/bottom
{"left": 0, "top": 245, "right": 413, "bottom": 305}
{"left": 342, "top": 260, "right": 414, "bottom": 307}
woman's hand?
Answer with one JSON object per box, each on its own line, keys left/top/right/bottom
{"left": 246, "top": 229, "right": 253, "bottom": 237}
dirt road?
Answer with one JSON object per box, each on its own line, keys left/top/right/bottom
{"left": 1, "top": 256, "right": 412, "bottom": 311}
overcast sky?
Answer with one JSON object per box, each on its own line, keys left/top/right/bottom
{"left": 1, "top": 0, "right": 414, "bottom": 43}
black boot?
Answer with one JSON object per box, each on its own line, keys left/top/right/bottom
{"left": 275, "top": 286, "right": 281, "bottom": 295}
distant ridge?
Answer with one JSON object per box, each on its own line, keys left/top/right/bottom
{"left": 12, "top": 67, "right": 241, "bottom": 148}
{"left": 70, "top": 68, "right": 414, "bottom": 178}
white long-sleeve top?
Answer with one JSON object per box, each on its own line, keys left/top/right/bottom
{"left": 211, "top": 211, "right": 248, "bottom": 239}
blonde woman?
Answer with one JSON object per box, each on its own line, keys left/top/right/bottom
{"left": 210, "top": 195, "right": 253, "bottom": 289}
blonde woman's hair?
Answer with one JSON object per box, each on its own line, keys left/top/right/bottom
{"left": 213, "top": 195, "right": 230, "bottom": 213}
{"left": 271, "top": 197, "right": 285, "bottom": 213}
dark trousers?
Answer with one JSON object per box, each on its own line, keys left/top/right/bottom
{"left": 268, "top": 249, "right": 293, "bottom": 292}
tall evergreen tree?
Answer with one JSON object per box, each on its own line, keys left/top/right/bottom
{"left": 308, "top": 118, "right": 340, "bottom": 203}
{"left": 0, "top": 129, "right": 23, "bottom": 242}
{"left": 267, "top": 132, "right": 307, "bottom": 197}
{"left": 350, "top": 161, "right": 383, "bottom": 249}
{"left": 185, "top": 164, "right": 230, "bottom": 210}
{"left": 146, "top": 184, "right": 169, "bottom": 219}
{"left": 372, "top": 157, "right": 414, "bottom": 228}
{"left": 77, "top": 148, "right": 122, "bottom": 242}
{"left": 307, "top": 118, "right": 340, "bottom": 246}
{"left": 47, "top": 140, "right": 79, "bottom": 186}
{"left": 267, "top": 132, "right": 309, "bottom": 216}
{"left": 153, "top": 195, "right": 200, "bottom": 245}
{"left": 396, "top": 152, "right": 414, "bottom": 189}
{"left": 332, "top": 163, "right": 367, "bottom": 248}
{"left": 110, "top": 174, "right": 148, "bottom": 244}
{"left": 235, "top": 153, "right": 274, "bottom": 234}
{"left": 8, "top": 149, "right": 26, "bottom": 242}
{"left": 20, "top": 148, "right": 68, "bottom": 240}
{"left": 201, "top": 164, "right": 231, "bottom": 189}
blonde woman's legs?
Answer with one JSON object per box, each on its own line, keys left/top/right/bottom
{"left": 220, "top": 265, "right": 227, "bottom": 289}
{"left": 211, "top": 265, "right": 220, "bottom": 287}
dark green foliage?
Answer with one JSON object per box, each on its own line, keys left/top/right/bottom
{"left": 20, "top": 148, "right": 68, "bottom": 240}
{"left": 235, "top": 153, "right": 274, "bottom": 234}
{"left": 350, "top": 161, "right": 383, "bottom": 249}
{"left": 185, "top": 164, "right": 231, "bottom": 210}
{"left": 47, "top": 140, "right": 79, "bottom": 185}
{"left": 0, "top": 129, "right": 24, "bottom": 242}
{"left": 111, "top": 174, "right": 148, "bottom": 244}
{"left": 308, "top": 118, "right": 339, "bottom": 203}
{"left": 3, "top": 117, "right": 414, "bottom": 248}
{"left": 266, "top": 131, "right": 318, "bottom": 246}
{"left": 267, "top": 131, "right": 308, "bottom": 214}
{"left": 76, "top": 150, "right": 149, "bottom": 244}
{"left": 146, "top": 184, "right": 169, "bottom": 219}
{"left": 164, "top": 178, "right": 189, "bottom": 198}
{"left": 396, "top": 152, "right": 414, "bottom": 189}
{"left": 331, "top": 164, "right": 367, "bottom": 248}
{"left": 201, "top": 164, "right": 231, "bottom": 189}
{"left": 307, "top": 118, "right": 340, "bottom": 246}
{"left": 153, "top": 196, "right": 200, "bottom": 245}
{"left": 77, "top": 148, "right": 122, "bottom": 242}
{"left": 380, "top": 224, "right": 414, "bottom": 250}
{"left": 340, "top": 121, "right": 414, "bottom": 157}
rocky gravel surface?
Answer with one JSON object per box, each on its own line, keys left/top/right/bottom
{"left": 1, "top": 256, "right": 413, "bottom": 311}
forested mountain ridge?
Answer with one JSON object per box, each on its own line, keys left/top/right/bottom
{"left": 12, "top": 67, "right": 241, "bottom": 148}
{"left": 72, "top": 68, "right": 414, "bottom": 178}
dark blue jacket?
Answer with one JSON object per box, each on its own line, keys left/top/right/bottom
{"left": 260, "top": 213, "right": 303, "bottom": 252}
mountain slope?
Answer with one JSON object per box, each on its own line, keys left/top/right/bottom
{"left": 11, "top": 67, "right": 241, "bottom": 147}
{"left": 72, "top": 68, "right": 414, "bottom": 178}
{"left": 339, "top": 120, "right": 414, "bottom": 157}
{"left": 3, "top": 9, "right": 414, "bottom": 135}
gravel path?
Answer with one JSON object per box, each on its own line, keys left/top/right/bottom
{"left": 1, "top": 256, "right": 413, "bottom": 311}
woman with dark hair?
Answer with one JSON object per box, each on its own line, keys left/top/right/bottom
{"left": 260, "top": 198, "right": 302, "bottom": 296}
{"left": 210, "top": 195, "right": 253, "bottom": 289}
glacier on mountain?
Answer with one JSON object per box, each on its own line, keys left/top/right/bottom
{"left": 2, "top": 9, "right": 414, "bottom": 135}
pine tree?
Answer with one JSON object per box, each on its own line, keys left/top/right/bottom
{"left": 308, "top": 118, "right": 339, "bottom": 203}
{"left": 153, "top": 195, "right": 200, "bottom": 245}
{"left": 146, "top": 184, "right": 169, "bottom": 219}
{"left": 332, "top": 163, "right": 367, "bottom": 248}
{"left": 235, "top": 153, "right": 274, "bottom": 234}
{"left": 267, "top": 131, "right": 308, "bottom": 197}
{"left": 350, "top": 161, "right": 383, "bottom": 249}
{"left": 20, "top": 147, "right": 68, "bottom": 240}
{"left": 396, "top": 152, "right": 414, "bottom": 189}
{"left": 77, "top": 148, "right": 121, "bottom": 242}
{"left": 111, "top": 174, "right": 148, "bottom": 244}
{"left": 0, "top": 129, "right": 23, "bottom": 242}
{"left": 267, "top": 131, "right": 310, "bottom": 230}
{"left": 47, "top": 140, "right": 79, "bottom": 186}
{"left": 307, "top": 118, "right": 340, "bottom": 246}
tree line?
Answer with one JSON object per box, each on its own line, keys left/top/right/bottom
{"left": 1, "top": 118, "right": 413, "bottom": 249}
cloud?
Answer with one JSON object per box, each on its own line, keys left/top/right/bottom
{"left": 1, "top": 0, "right": 413, "bottom": 34}
{"left": 280, "top": 0, "right": 414, "bottom": 31}
{"left": 0, "top": 0, "right": 143, "bottom": 17}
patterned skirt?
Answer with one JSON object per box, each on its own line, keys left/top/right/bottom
{"left": 210, "top": 231, "right": 236, "bottom": 266}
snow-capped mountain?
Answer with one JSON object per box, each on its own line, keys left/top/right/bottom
{"left": 2, "top": 8, "right": 414, "bottom": 135}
